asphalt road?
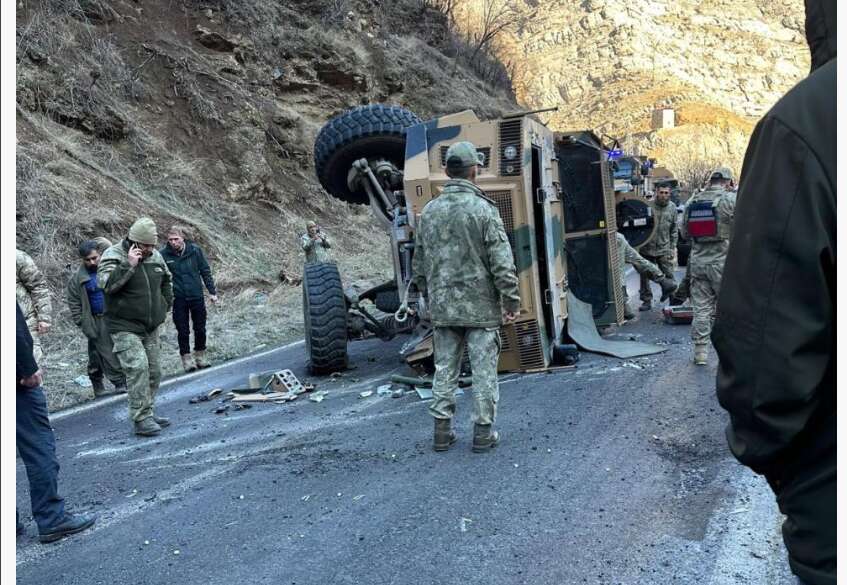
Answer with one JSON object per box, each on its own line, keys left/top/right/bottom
{"left": 16, "top": 270, "right": 795, "bottom": 585}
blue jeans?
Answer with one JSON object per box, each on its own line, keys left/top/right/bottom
{"left": 17, "top": 386, "right": 65, "bottom": 531}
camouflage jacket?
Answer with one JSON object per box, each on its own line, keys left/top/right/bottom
{"left": 616, "top": 232, "right": 661, "bottom": 288}
{"left": 301, "top": 233, "right": 333, "bottom": 264}
{"left": 16, "top": 249, "right": 52, "bottom": 326}
{"left": 640, "top": 200, "right": 678, "bottom": 258}
{"left": 97, "top": 240, "right": 174, "bottom": 334}
{"left": 412, "top": 178, "right": 520, "bottom": 327}
{"left": 682, "top": 186, "right": 737, "bottom": 271}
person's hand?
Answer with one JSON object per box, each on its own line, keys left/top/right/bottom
{"left": 37, "top": 321, "right": 51, "bottom": 334}
{"left": 503, "top": 310, "right": 517, "bottom": 323}
{"left": 209, "top": 295, "right": 219, "bottom": 305}
{"left": 20, "top": 369, "right": 43, "bottom": 389}
{"left": 128, "top": 244, "right": 143, "bottom": 267}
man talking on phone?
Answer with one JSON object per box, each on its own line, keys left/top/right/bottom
{"left": 98, "top": 218, "right": 174, "bottom": 437}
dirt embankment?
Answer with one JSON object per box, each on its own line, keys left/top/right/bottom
{"left": 16, "top": 0, "right": 517, "bottom": 409}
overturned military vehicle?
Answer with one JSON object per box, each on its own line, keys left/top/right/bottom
{"left": 305, "top": 104, "right": 639, "bottom": 375}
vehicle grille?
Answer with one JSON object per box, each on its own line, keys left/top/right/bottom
{"left": 486, "top": 190, "right": 516, "bottom": 251}
{"left": 515, "top": 320, "right": 545, "bottom": 370}
{"left": 499, "top": 119, "right": 522, "bottom": 176}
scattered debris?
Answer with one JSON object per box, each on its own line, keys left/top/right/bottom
{"left": 359, "top": 390, "right": 374, "bottom": 399}
{"left": 415, "top": 386, "right": 434, "bottom": 400}
{"left": 391, "top": 374, "right": 473, "bottom": 388}
{"left": 269, "top": 370, "right": 306, "bottom": 395}
{"left": 459, "top": 517, "right": 473, "bottom": 533}
{"left": 126, "top": 489, "right": 138, "bottom": 498}
{"left": 73, "top": 375, "right": 93, "bottom": 388}
{"left": 231, "top": 392, "right": 288, "bottom": 402}
{"left": 621, "top": 361, "right": 644, "bottom": 370}
{"left": 232, "top": 403, "right": 252, "bottom": 411}
{"left": 391, "top": 388, "right": 404, "bottom": 398}
{"left": 208, "top": 388, "right": 223, "bottom": 398}
{"left": 663, "top": 306, "right": 694, "bottom": 324}
{"left": 173, "top": 549, "right": 180, "bottom": 556}
{"left": 376, "top": 384, "right": 393, "bottom": 396}
{"left": 301, "top": 494, "right": 311, "bottom": 502}
{"left": 190, "top": 387, "right": 224, "bottom": 404}
{"left": 353, "top": 494, "right": 365, "bottom": 501}
{"left": 309, "top": 391, "right": 329, "bottom": 403}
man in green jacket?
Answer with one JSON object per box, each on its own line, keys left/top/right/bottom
{"left": 160, "top": 226, "right": 218, "bottom": 372}
{"left": 301, "top": 221, "right": 333, "bottom": 264}
{"left": 638, "top": 184, "right": 678, "bottom": 311}
{"left": 412, "top": 141, "right": 520, "bottom": 453}
{"left": 98, "top": 218, "right": 173, "bottom": 437}
{"left": 66, "top": 240, "right": 126, "bottom": 397}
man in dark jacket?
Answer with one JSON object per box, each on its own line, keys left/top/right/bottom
{"left": 712, "top": 1, "right": 836, "bottom": 583}
{"left": 66, "top": 239, "right": 126, "bottom": 397}
{"left": 98, "top": 218, "right": 174, "bottom": 437}
{"left": 160, "top": 226, "right": 218, "bottom": 372}
{"left": 17, "top": 303, "right": 97, "bottom": 543}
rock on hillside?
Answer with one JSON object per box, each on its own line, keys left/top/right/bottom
{"left": 458, "top": 0, "right": 810, "bottom": 178}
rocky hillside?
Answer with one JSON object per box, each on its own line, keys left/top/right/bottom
{"left": 458, "top": 0, "right": 811, "bottom": 178}
{"left": 16, "top": 0, "right": 515, "bottom": 283}
{"left": 15, "top": 0, "right": 516, "bottom": 408}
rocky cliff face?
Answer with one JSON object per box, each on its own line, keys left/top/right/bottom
{"left": 462, "top": 0, "right": 811, "bottom": 178}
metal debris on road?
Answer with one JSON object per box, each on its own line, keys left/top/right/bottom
{"left": 309, "top": 391, "right": 329, "bottom": 403}
{"left": 377, "top": 384, "right": 393, "bottom": 396}
{"left": 73, "top": 375, "right": 93, "bottom": 388}
{"left": 353, "top": 494, "right": 365, "bottom": 501}
{"left": 359, "top": 390, "right": 374, "bottom": 399}
{"left": 459, "top": 517, "right": 473, "bottom": 532}
{"left": 415, "top": 386, "right": 433, "bottom": 400}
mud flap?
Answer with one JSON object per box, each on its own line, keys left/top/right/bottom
{"left": 566, "top": 292, "right": 667, "bottom": 358}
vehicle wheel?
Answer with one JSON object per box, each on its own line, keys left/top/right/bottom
{"left": 302, "top": 262, "right": 349, "bottom": 375}
{"left": 314, "top": 104, "right": 421, "bottom": 205}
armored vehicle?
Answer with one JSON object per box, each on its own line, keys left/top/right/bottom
{"left": 306, "top": 104, "right": 638, "bottom": 375}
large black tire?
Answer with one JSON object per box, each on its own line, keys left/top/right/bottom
{"left": 314, "top": 104, "right": 421, "bottom": 205}
{"left": 303, "top": 263, "right": 348, "bottom": 375}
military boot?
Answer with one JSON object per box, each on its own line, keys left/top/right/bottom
{"left": 433, "top": 418, "right": 457, "bottom": 452}
{"left": 181, "top": 354, "right": 197, "bottom": 373}
{"left": 113, "top": 383, "right": 128, "bottom": 394}
{"left": 91, "top": 378, "right": 107, "bottom": 398}
{"left": 624, "top": 303, "right": 636, "bottom": 320}
{"left": 659, "top": 278, "right": 678, "bottom": 302}
{"left": 693, "top": 344, "right": 709, "bottom": 366}
{"left": 638, "top": 300, "right": 651, "bottom": 312}
{"left": 153, "top": 415, "right": 171, "bottom": 428}
{"left": 133, "top": 417, "right": 162, "bottom": 437}
{"left": 194, "top": 350, "right": 210, "bottom": 369}
{"left": 472, "top": 424, "right": 500, "bottom": 453}
{"left": 668, "top": 294, "right": 684, "bottom": 307}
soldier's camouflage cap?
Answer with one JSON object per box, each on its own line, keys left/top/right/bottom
{"left": 710, "top": 166, "right": 734, "bottom": 181}
{"left": 445, "top": 141, "right": 485, "bottom": 170}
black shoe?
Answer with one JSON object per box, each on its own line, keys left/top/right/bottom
{"left": 39, "top": 513, "right": 96, "bottom": 543}
{"left": 638, "top": 300, "right": 651, "bottom": 312}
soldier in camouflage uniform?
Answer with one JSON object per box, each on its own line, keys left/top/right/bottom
{"left": 412, "top": 141, "right": 520, "bottom": 453}
{"left": 615, "top": 232, "right": 676, "bottom": 320}
{"left": 681, "top": 167, "right": 736, "bottom": 365}
{"left": 16, "top": 249, "right": 53, "bottom": 364}
{"left": 300, "top": 221, "right": 333, "bottom": 264}
{"left": 638, "top": 184, "right": 678, "bottom": 311}
{"left": 98, "top": 218, "right": 174, "bottom": 437}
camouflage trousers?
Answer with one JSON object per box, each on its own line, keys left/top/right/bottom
{"left": 87, "top": 315, "right": 125, "bottom": 386}
{"left": 430, "top": 326, "right": 501, "bottom": 426}
{"left": 639, "top": 254, "right": 675, "bottom": 302}
{"left": 675, "top": 263, "right": 691, "bottom": 303}
{"left": 690, "top": 263, "right": 724, "bottom": 345}
{"left": 111, "top": 329, "right": 162, "bottom": 423}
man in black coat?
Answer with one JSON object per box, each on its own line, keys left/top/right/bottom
{"left": 160, "top": 226, "right": 218, "bottom": 372}
{"left": 712, "top": 1, "right": 836, "bottom": 583}
{"left": 17, "top": 303, "right": 97, "bottom": 542}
